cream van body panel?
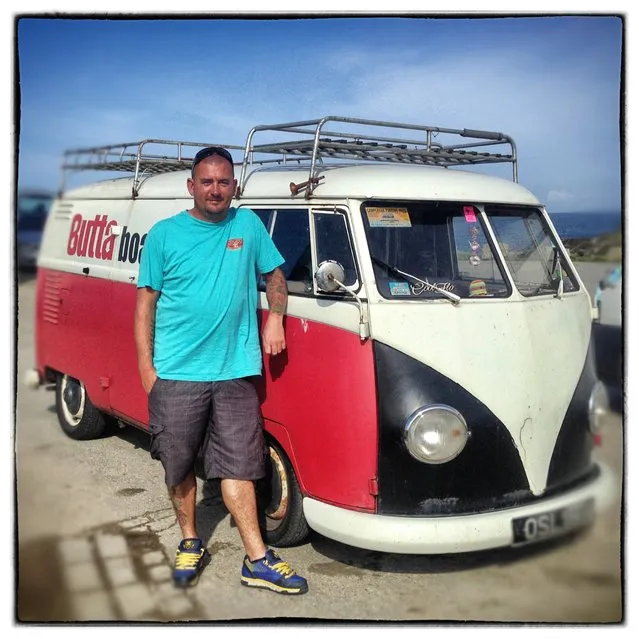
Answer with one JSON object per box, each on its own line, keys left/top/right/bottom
{"left": 368, "top": 292, "right": 593, "bottom": 495}
{"left": 38, "top": 197, "right": 134, "bottom": 278}
{"left": 243, "top": 165, "right": 542, "bottom": 204}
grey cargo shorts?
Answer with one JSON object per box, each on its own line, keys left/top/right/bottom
{"left": 147, "top": 377, "right": 266, "bottom": 488}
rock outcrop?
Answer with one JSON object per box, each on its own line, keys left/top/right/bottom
{"left": 563, "top": 227, "right": 622, "bottom": 262}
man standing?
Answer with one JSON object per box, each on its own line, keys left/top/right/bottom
{"left": 134, "top": 146, "right": 308, "bottom": 595}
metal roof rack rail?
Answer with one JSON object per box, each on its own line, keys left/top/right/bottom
{"left": 60, "top": 139, "right": 244, "bottom": 197}
{"left": 237, "top": 116, "right": 518, "bottom": 198}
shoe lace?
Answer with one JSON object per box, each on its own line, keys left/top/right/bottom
{"left": 269, "top": 559, "right": 295, "bottom": 578}
{"left": 175, "top": 549, "right": 201, "bottom": 570}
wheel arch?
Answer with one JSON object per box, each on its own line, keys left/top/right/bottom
{"left": 263, "top": 419, "right": 307, "bottom": 497}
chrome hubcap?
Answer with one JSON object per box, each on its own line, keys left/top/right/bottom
{"left": 60, "top": 375, "right": 85, "bottom": 426}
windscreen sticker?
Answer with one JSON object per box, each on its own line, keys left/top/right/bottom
{"left": 366, "top": 207, "right": 412, "bottom": 228}
{"left": 411, "top": 281, "right": 456, "bottom": 295}
{"left": 389, "top": 281, "right": 411, "bottom": 296}
{"left": 464, "top": 206, "right": 477, "bottom": 222}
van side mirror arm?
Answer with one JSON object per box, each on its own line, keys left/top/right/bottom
{"left": 326, "top": 274, "right": 370, "bottom": 341}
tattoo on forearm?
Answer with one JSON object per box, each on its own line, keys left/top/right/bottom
{"left": 266, "top": 268, "right": 288, "bottom": 315}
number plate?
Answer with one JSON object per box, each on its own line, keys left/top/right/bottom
{"left": 512, "top": 498, "right": 595, "bottom": 546}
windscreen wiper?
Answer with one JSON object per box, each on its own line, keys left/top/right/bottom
{"left": 371, "top": 255, "right": 461, "bottom": 304}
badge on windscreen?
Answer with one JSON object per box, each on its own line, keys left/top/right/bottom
{"left": 389, "top": 281, "right": 411, "bottom": 296}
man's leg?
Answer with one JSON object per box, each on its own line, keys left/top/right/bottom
{"left": 221, "top": 478, "right": 266, "bottom": 561}
{"left": 169, "top": 469, "right": 209, "bottom": 587}
{"left": 148, "top": 379, "right": 212, "bottom": 587}
{"left": 208, "top": 379, "right": 267, "bottom": 559}
{"left": 169, "top": 470, "right": 199, "bottom": 540}
{"left": 209, "top": 379, "right": 308, "bottom": 594}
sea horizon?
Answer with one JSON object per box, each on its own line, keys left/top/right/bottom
{"left": 548, "top": 210, "right": 621, "bottom": 240}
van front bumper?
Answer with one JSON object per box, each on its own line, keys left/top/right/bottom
{"left": 302, "top": 462, "right": 617, "bottom": 554}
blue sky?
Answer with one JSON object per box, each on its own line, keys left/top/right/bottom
{"left": 15, "top": 14, "right": 623, "bottom": 213}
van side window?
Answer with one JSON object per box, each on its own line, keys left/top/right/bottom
{"left": 247, "top": 209, "right": 274, "bottom": 291}
{"left": 270, "top": 209, "right": 312, "bottom": 294}
{"left": 253, "top": 208, "right": 272, "bottom": 231}
{"left": 314, "top": 211, "right": 358, "bottom": 287}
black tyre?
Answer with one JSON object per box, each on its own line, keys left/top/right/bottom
{"left": 55, "top": 374, "right": 108, "bottom": 440}
{"left": 257, "top": 439, "right": 309, "bottom": 547}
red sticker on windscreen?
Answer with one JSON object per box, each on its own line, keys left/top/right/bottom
{"left": 464, "top": 206, "right": 477, "bottom": 222}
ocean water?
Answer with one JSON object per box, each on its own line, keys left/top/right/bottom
{"left": 548, "top": 211, "right": 622, "bottom": 240}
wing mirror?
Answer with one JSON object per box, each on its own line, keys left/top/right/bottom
{"left": 314, "top": 260, "right": 346, "bottom": 293}
{"left": 314, "top": 260, "right": 369, "bottom": 340}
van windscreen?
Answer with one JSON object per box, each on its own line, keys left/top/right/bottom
{"left": 485, "top": 205, "right": 579, "bottom": 297}
{"left": 361, "top": 201, "right": 510, "bottom": 300}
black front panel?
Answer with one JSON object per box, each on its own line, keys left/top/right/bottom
{"left": 375, "top": 342, "right": 531, "bottom": 515}
{"left": 546, "top": 339, "right": 598, "bottom": 489}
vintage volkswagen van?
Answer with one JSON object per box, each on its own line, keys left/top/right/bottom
{"left": 28, "top": 116, "right": 615, "bottom": 553}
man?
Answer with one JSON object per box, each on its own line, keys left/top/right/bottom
{"left": 134, "top": 146, "right": 308, "bottom": 595}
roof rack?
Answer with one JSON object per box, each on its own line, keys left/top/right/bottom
{"left": 60, "top": 139, "right": 244, "bottom": 197}
{"left": 58, "top": 116, "right": 518, "bottom": 199}
{"left": 237, "top": 116, "right": 518, "bottom": 198}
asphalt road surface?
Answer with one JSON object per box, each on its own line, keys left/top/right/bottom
{"left": 12, "top": 264, "right": 624, "bottom": 625}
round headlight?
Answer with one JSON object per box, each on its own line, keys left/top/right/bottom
{"left": 403, "top": 404, "right": 469, "bottom": 464}
{"left": 588, "top": 380, "right": 610, "bottom": 434}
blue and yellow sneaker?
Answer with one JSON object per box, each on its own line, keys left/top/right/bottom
{"left": 240, "top": 549, "right": 308, "bottom": 595}
{"left": 173, "top": 538, "right": 209, "bottom": 588}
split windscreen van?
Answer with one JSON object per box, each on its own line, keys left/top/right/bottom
{"left": 28, "top": 116, "right": 615, "bottom": 553}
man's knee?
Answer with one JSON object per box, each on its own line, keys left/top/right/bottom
{"left": 220, "top": 478, "right": 257, "bottom": 506}
{"left": 167, "top": 470, "right": 197, "bottom": 496}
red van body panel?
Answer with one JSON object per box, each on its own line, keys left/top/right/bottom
{"left": 36, "top": 269, "right": 114, "bottom": 412}
{"left": 36, "top": 268, "right": 378, "bottom": 512}
{"left": 257, "top": 312, "right": 378, "bottom": 512}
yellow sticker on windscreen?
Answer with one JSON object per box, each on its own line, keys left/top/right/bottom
{"left": 365, "top": 207, "right": 412, "bottom": 228}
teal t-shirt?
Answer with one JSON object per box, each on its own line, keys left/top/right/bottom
{"left": 137, "top": 208, "right": 284, "bottom": 381}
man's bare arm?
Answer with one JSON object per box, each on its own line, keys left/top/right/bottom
{"left": 264, "top": 267, "right": 287, "bottom": 316}
{"left": 134, "top": 286, "right": 160, "bottom": 392}
{"left": 262, "top": 267, "right": 287, "bottom": 355}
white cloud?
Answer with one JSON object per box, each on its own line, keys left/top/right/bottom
{"left": 546, "top": 189, "right": 576, "bottom": 204}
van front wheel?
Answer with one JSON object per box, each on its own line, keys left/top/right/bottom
{"left": 56, "top": 374, "right": 107, "bottom": 440}
{"left": 257, "top": 440, "right": 309, "bottom": 547}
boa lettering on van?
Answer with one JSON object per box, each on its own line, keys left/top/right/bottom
{"left": 66, "top": 214, "right": 147, "bottom": 264}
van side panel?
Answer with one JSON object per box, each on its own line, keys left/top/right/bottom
{"left": 36, "top": 196, "right": 136, "bottom": 410}
{"left": 257, "top": 312, "right": 378, "bottom": 512}
{"left": 107, "top": 281, "right": 149, "bottom": 427}
{"left": 36, "top": 268, "right": 113, "bottom": 411}
{"left": 37, "top": 191, "right": 379, "bottom": 511}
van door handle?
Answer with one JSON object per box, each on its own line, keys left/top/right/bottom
{"left": 82, "top": 267, "right": 89, "bottom": 275}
